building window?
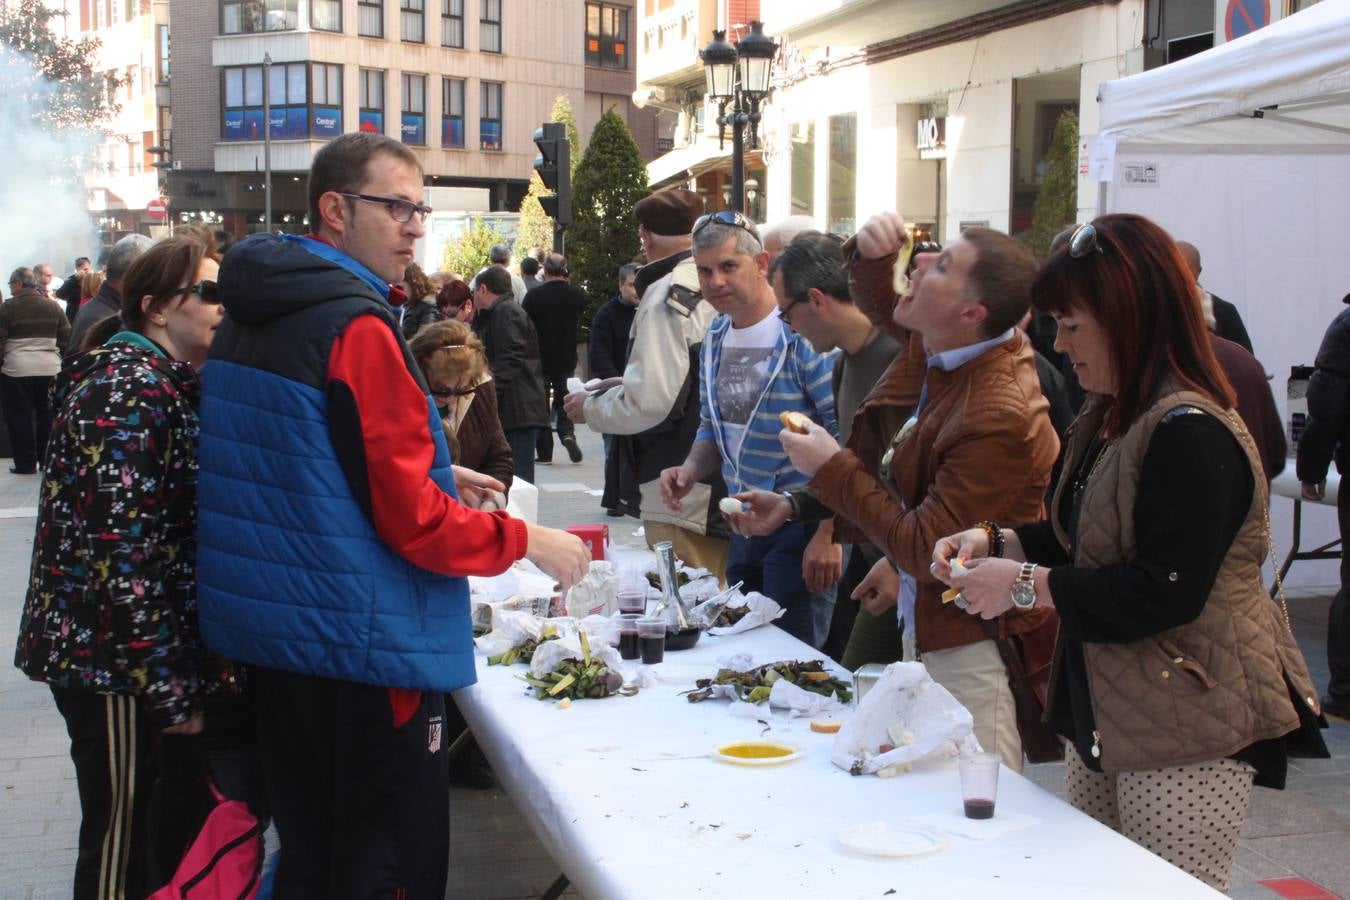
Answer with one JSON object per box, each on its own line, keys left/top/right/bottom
{"left": 480, "top": 0, "right": 501, "bottom": 53}
{"left": 400, "top": 0, "right": 424, "bottom": 42}
{"left": 360, "top": 68, "right": 385, "bottom": 134}
{"left": 311, "top": 0, "right": 341, "bottom": 31}
{"left": 827, "top": 113, "right": 857, "bottom": 236}
{"left": 790, "top": 121, "right": 814, "bottom": 217}
{"left": 441, "top": 0, "right": 464, "bottom": 48}
{"left": 585, "top": 3, "right": 628, "bottom": 70}
{"left": 158, "top": 105, "right": 172, "bottom": 151}
{"left": 222, "top": 0, "right": 299, "bottom": 34}
{"left": 401, "top": 73, "right": 426, "bottom": 144}
{"left": 442, "top": 77, "right": 464, "bottom": 148}
{"left": 480, "top": 80, "right": 502, "bottom": 150}
{"left": 156, "top": 24, "right": 169, "bottom": 82}
{"left": 358, "top": 0, "right": 383, "bottom": 37}
{"left": 223, "top": 61, "right": 308, "bottom": 141}
{"left": 311, "top": 63, "right": 343, "bottom": 138}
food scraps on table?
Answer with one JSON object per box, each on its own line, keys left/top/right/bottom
{"left": 486, "top": 622, "right": 560, "bottom": 666}
{"left": 517, "top": 631, "right": 627, "bottom": 701}
{"left": 684, "top": 659, "right": 853, "bottom": 705}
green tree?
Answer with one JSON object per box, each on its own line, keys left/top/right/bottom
{"left": 0, "top": 0, "right": 121, "bottom": 132}
{"left": 550, "top": 93, "right": 581, "bottom": 177}
{"left": 513, "top": 94, "right": 580, "bottom": 260}
{"left": 1028, "top": 110, "right": 1080, "bottom": 261}
{"left": 442, "top": 216, "right": 508, "bottom": 280}
{"left": 567, "top": 107, "right": 648, "bottom": 338}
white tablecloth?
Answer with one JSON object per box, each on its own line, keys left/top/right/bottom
{"left": 1271, "top": 468, "right": 1339, "bottom": 505}
{"left": 454, "top": 624, "right": 1222, "bottom": 899}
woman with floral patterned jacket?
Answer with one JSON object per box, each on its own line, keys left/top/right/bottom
{"left": 13, "top": 230, "right": 233, "bottom": 898}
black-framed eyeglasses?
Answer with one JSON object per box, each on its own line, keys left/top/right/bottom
{"left": 778, "top": 294, "right": 809, "bottom": 325}
{"left": 1068, "top": 223, "right": 1102, "bottom": 259}
{"left": 185, "top": 280, "right": 220, "bottom": 303}
{"left": 692, "top": 209, "right": 761, "bottom": 241}
{"left": 430, "top": 386, "right": 475, "bottom": 400}
{"left": 340, "top": 192, "right": 433, "bottom": 225}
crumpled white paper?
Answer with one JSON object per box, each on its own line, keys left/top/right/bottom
{"left": 565, "top": 561, "right": 616, "bottom": 619}
{"left": 696, "top": 591, "right": 785, "bottom": 636}
{"left": 474, "top": 609, "right": 575, "bottom": 658}
{"left": 831, "top": 661, "right": 982, "bottom": 775}
{"left": 528, "top": 632, "right": 625, "bottom": 679}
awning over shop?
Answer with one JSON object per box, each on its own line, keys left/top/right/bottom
{"left": 646, "top": 141, "right": 733, "bottom": 189}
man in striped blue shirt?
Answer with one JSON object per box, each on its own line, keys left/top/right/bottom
{"left": 660, "top": 212, "right": 840, "bottom": 648}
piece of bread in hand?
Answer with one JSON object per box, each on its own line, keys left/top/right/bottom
{"left": 779, "top": 410, "right": 812, "bottom": 434}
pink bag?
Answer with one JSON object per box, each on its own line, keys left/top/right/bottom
{"left": 148, "top": 781, "right": 263, "bottom": 900}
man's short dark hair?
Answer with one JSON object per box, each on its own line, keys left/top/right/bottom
{"left": 75, "top": 256, "right": 91, "bottom": 268}
{"left": 618, "top": 263, "right": 640, "bottom": 283}
{"left": 489, "top": 244, "right": 511, "bottom": 265}
{"left": 769, "top": 231, "right": 848, "bottom": 304}
{"left": 961, "top": 227, "right": 1037, "bottom": 338}
{"left": 543, "top": 253, "right": 568, "bottom": 277}
{"left": 478, "top": 264, "right": 513, "bottom": 297}
{"left": 9, "top": 267, "right": 35, "bottom": 288}
{"left": 520, "top": 256, "right": 540, "bottom": 277}
{"left": 307, "top": 133, "right": 423, "bottom": 231}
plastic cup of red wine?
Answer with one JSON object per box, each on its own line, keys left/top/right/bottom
{"left": 958, "top": 752, "right": 1000, "bottom": 820}
{"left": 616, "top": 590, "right": 647, "bottom": 615}
{"left": 636, "top": 617, "right": 666, "bottom": 665}
{"left": 616, "top": 613, "right": 642, "bottom": 660}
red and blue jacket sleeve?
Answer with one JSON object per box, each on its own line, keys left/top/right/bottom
{"left": 326, "top": 314, "right": 529, "bottom": 576}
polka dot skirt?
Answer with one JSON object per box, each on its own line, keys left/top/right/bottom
{"left": 1065, "top": 746, "right": 1255, "bottom": 892}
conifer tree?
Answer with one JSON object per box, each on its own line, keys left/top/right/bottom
{"left": 1029, "top": 110, "right": 1080, "bottom": 261}
{"left": 567, "top": 107, "right": 648, "bottom": 338}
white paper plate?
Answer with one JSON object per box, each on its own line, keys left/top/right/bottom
{"left": 835, "top": 822, "right": 947, "bottom": 858}
{"left": 710, "top": 740, "right": 803, "bottom": 767}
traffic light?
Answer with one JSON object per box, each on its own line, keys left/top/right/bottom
{"left": 533, "top": 123, "right": 571, "bottom": 237}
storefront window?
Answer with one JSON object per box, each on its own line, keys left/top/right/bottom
{"left": 827, "top": 113, "right": 856, "bottom": 236}
{"left": 790, "top": 121, "right": 814, "bottom": 217}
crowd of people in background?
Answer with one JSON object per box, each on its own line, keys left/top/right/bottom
{"left": 0, "top": 128, "right": 1346, "bottom": 896}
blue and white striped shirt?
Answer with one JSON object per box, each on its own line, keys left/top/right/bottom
{"left": 695, "top": 312, "right": 839, "bottom": 494}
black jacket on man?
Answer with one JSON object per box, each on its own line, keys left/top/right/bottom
{"left": 472, "top": 299, "right": 549, "bottom": 433}
{"left": 588, "top": 295, "right": 637, "bottom": 380}
{"left": 1210, "top": 292, "right": 1254, "bottom": 355}
{"left": 1299, "top": 307, "right": 1350, "bottom": 485}
{"left": 521, "top": 280, "right": 587, "bottom": 377}
{"left": 67, "top": 282, "right": 120, "bottom": 353}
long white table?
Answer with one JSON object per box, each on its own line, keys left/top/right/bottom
{"left": 455, "top": 623, "right": 1222, "bottom": 899}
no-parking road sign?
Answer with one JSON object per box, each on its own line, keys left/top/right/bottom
{"left": 1216, "top": 0, "right": 1280, "bottom": 45}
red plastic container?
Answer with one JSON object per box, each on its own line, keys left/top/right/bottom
{"left": 565, "top": 524, "right": 609, "bottom": 561}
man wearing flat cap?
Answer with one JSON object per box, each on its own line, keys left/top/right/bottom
{"left": 565, "top": 189, "right": 731, "bottom": 579}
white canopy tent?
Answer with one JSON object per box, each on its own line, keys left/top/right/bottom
{"left": 1098, "top": 0, "right": 1350, "bottom": 586}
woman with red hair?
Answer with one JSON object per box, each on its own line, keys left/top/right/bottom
{"left": 437, "top": 277, "right": 474, "bottom": 323}
{"left": 931, "top": 214, "right": 1326, "bottom": 891}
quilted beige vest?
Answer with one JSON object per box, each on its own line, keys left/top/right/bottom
{"left": 1051, "top": 388, "right": 1320, "bottom": 773}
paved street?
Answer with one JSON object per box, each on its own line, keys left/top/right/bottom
{"left": 0, "top": 426, "right": 1346, "bottom": 898}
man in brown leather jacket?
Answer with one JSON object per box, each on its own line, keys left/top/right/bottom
{"left": 775, "top": 212, "right": 1059, "bottom": 771}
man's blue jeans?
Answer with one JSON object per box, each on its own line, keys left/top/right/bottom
{"left": 727, "top": 522, "right": 836, "bottom": 650}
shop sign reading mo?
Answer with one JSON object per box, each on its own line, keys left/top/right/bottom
{"left": 917, "top": 117, "right": 947, "bottom": 159}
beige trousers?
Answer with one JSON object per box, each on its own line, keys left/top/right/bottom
{"left": 1065, "top": 745, "right": 1256, "bottom": 892}
{"left": 921, "top": 639, "right": 1022, "bottom": 772}
{"left": 643, "top": 521, "right": 730, "bottom": 585}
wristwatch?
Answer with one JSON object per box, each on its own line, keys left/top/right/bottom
{"left": 1010, "top": 562, "right": 1038, "bottom": 610}
{"left": 781, "top": 491, "right": 801, "bottom": 522}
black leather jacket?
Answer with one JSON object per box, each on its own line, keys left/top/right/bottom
{"left": 1298, "top": 306, "right": 1350, "bottom": 485}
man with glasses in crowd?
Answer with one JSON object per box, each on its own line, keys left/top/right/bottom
{"left": 662, "top": 210, "right": 840, "bottom": 648}
{"left": 773, "top": 211, "right": 1058, "bottom": 769}
{"left": 196, "top": 132, "right": 589, "bottom": 897}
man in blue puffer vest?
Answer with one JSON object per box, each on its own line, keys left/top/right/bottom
{"left": 196, "top": 133, "right": 590, "bottom": 897}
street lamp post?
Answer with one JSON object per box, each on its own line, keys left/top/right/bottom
{"left": 700, "top": 21, "right": 777, "bottom": 214}
{"left": 263, "top": 52, "right": 273, "bottom": 231}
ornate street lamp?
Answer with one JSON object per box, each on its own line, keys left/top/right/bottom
{"left": 701, "top": 20, "right": 777, "bottom": 214}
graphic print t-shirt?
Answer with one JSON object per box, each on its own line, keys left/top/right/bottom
{"left": 715, "top": 312, "right": 781, "bottom": 463}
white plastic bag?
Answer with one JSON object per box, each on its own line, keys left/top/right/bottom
{"left": 831, "top": 661, "right": 982, "bottom": 775}
{"left": 528, "top": 633, "right": 625, "bottom": 679}
{"left": 700, "top": 591, "right": 785, "bottom": 636}
{"left": 474, "top": 609, "right": 575, "bottom": 658}
{"left": 565, "top": 561, "right": 616, "bottom": 619}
